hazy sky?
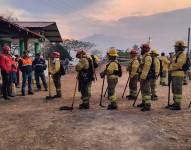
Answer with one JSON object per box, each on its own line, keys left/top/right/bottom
{"left": 1, "top": 0, "right": 191, "bottom": 39}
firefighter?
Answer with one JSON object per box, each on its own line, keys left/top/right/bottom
{"left": 160, "top": 52, "right": 170, "bottom": 86}
{"left": 0, "top": 45, "right": 12, "bottom": 100}
{"left": 169, "top": 40, "right": 187, "bottom": 110}
{"left": 137, "top": 43, "right": 152, "bottom": 111}
{"left": 32, "top": 53, "right": 48, "bottom": 91}
{"left": 100, "top": 48, "right": 121, "bottom": 110}
{"left": 150, "top": 49, "right": 160, "bottom": 100}
{"left": 126, "top": 49, "right": 139, "bottom": 100}
{"left": 49, "top": 51, "right": 62, "bottom": 98}
{"left": 19, "top": 51, "right": 33, "bottom": 96}
{"left": 75, "top": 50, "right": 94, "bottom": 109}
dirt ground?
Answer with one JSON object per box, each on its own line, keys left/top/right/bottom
{"left": 0, "top": 69, "right": 191, "bottom": 150}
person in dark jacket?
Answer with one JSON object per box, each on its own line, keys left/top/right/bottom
{"left": 0, "top": 45, "right": 13, "bottom": 100}
{"left": 19, "top": 51, "right": 33, "bottom": 96}
{"left": 32, "top": 53, "right": 47, "bottom": 91}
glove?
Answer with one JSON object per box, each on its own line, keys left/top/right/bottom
{"left": 100, "top": 71, "right": 105, "bottom": 79}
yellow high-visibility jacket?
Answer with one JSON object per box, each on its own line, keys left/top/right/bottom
{"left": 106, "top": 60, "right": 119, "bottom": 79}
{"left": 170, "top": 52, "right": 186, "bottom": 77}
{"left": 128, "top": 57, "right": 140, "bottom": 78}
{"left": 154, "top": 57, "right": 160, "bottom": 77}
{"left": 140, "top": 52, "right": 152, "bottom": 80}
{"left": 75, "top": 57, "right": 89, "bottom": 72}
{"left": 50, "top": 58, "right": 60, "bottom": 74}
{"left": 160, "top": 56, "right": 170, "bottom": 72}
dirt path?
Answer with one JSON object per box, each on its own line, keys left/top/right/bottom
{"left": 0, "top": 71, "right": 190, "bottom": 150}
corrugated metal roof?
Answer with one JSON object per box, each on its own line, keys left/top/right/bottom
{"left": 15, "top": 22, "right": 54, "bottom": 28}
{"left": 0, "top": 17, "right": 43, "bottom": 39}
{"left": 14, "top": 21, "right": 63, "bottom": 43}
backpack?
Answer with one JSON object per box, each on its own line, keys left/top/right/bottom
{"left": 59, "top": 61, "right": 66, "bottom": 76}
{"left": 107, "top": 61, "right": 122, "bottom": 77}
{"left": 147, "top": 57, "right": 156, "bottom": 79}
{"left": 159, "top": 59, "right": 163, "bottom": 76}
{"left": 175, "top": 52, "right": 191, "bottom": 72}
{"left": 91, "top": 55, "right": 99, "bottom": 69}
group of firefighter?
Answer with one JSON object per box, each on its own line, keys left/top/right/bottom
{"left": 75, "top": 40, "right": 189, "bottom": 111}
{"left": 0, "top": 40, "right": 189, "bottom": 112}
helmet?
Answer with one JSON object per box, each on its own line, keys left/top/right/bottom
{"left": 92, "top": 55, "right": 100, "bottom": 62}
{"left": 76, "top": 50, "right": 86, "bottom": 58}
{"left": 108, "top": 48, "right": 118, "bottom": 57}
{"left": 150, "top": 49, "right": 159, "bottom": 55}
{"left": 175, "top": 40, "right": 187, "bottom": 48}
{"left": 130, "top": 49, "right": 138, "bottom": 55}
{"left": 140, "top": 43, "right": 150, "bottom": 52}
{"left": 52, "top": 51, "right": 60, "bottom": 58}
{"left": 2, "top": 45, "right": 11, "bottom": 52}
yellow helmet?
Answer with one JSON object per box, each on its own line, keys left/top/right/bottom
{"left": 150, "top": 49, "right": 159, "bottom": 55}
{"left": 93, "top": 55, "right": 100, "bottom": 62}
{"left": 175, "top": 40, "right": 187, "bottom": 48}
{"left": 108, "top": 48, "right": 118, "bottom": 57}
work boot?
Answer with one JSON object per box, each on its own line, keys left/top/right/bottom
{"left": 141, "top": 103, "right": 151, "bottom": 112}
{"left": 151, "top": 95, "right": 158, "bottom": 101}
{"left": 79, "top": 103, "right": 89, "bottom": 109}
{"left": 28, "top": 91, "right": 34, "bottom": 95}
{"left": 169, "top": 103, "right": 181, "bottom": 110}
{"left": 126, "top": 95, "right": 136, "bottom": 100}
{"left": 107, "top": 102, "right": 118, "bottom": 110}
{"left": 22, "top": 91, "right": 25, "bottom": 96}
{"left": 3, "top": 96, "right": 11, "bottom": 100}
{"left": 137, "top": 102, "right": 145, "bottom": 108}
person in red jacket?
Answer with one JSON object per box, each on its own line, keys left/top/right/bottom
{"left": 0, "top": 45, "right": 13, "bottom": 100}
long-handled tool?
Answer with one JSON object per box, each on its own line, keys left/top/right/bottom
{"left": 165, "top": 72, "right": 172, "bottom": 108}
{"left": 46, "top": 58, "right": 55, "bottom": 100}
{"left": 104, "top": 87, "right": 108, "bottom": 97}
{"left": 59, "top": 79, "right": 78, "bottom": 111}
{"left": 122, "top": 77, "right": 130, "bottom": 98}
{"left": 100, "top": 77, "right": 106, "bottom": 107}
{"left": 132, "top": 88, "right": 141, "bottom": 107}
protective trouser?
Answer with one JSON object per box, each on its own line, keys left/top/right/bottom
{"left": 35, "top": 72, "right": 48, "bottom": 90}
{"left": 79, "top": 80, "right": 92, "bottom": 104}
{"left": 22, "top": 72, "right": 33, "bottom": 94}
{"left": 107, "top": 78, "right": 118, "bottom": 103}
{"left": 150, "top": 78, "right": 157, "bottom": 96}
{"left": 140, "top": 79, "right": 151, "bottom": 105}
{"left": 160, "top": 71, "right": 167, "bottom": 85}
{"left": 1, "top": 71, "right": 10, "bottom": 98}
{"left": 52, "top": 74, "right": 61, "bottom": 97}
{"left": 172, "top": 76, "right": 183, "bottom": 106}
{"left": 129, "top": 75, "right": 138, "bottom": 97}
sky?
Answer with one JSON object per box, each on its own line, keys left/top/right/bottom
{"left": 1, "top": 0, "right": 191, "bottom": 42}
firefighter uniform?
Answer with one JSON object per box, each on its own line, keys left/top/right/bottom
{"left": 100, "top": 48, "right": 120, "bottom": 110}
{"left": 169, "top": 40, "right": 187, "bottom": 110}
{"left": 160, "top": 54, "right": 170, "bottom": 85}
{"left": 138, "top": 43, "right": 152, "bottom": 111}
{"left": 0, "top": 45, "right": 12, "bottom": 100}
{"left": 76, "top": 51, "right": 92, "bottom": 109}
{"left": 50, "top": 52, "right": 61, "bottom": 98}
{"left": 126, "top": 50, "right": 139, "bottom": 100}
{"left": 150, "top": 50, "right": 160, "bottom": 100}
{"left": 19, "top": 51, "right": 33, "bottom": 96}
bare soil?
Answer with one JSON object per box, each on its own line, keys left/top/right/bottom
{"left": 0, "top": 70, "right": 191, "bottom": 150}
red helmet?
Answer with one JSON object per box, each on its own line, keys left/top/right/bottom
{"left": 52, "top": 51, "right": 60, "bottom": 58}
{"left": 130, "top": 49, "right": 138, "bottom": 55}
{"left": 76, "top": 50, "right": 86, "bottom": 58}
{"left": 2, "top": 45, "right": 11, "bottom": 52}
{"left": 140, "top": 43, "right": 150, "bottom": 52}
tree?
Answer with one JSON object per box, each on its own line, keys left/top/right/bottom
{"left": 45, "top": 43, "right": 72, "bottom": 60}
{"left": 62, "top": 39, "right": 96, "bottom": 55}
